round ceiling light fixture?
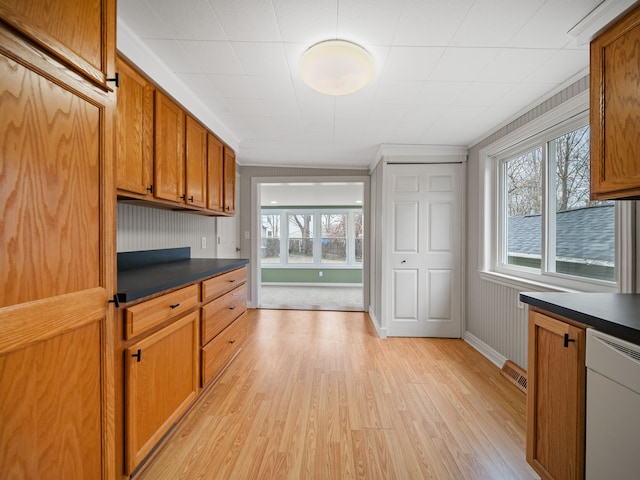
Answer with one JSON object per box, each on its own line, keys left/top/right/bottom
{"left": 299, "top": 40, "right": 375, "bottom": 96}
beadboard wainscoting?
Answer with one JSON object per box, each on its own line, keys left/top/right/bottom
{"left": 117, "top": 203, "right": 218, "bottom": 258}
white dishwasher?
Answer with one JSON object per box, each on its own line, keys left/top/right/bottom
{"left": 585, "top": 328, "right": 640, "bottom": 480}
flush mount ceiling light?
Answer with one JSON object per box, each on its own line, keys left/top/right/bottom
{"left": 299, "top": 40, "right": 375, "bottom": 96}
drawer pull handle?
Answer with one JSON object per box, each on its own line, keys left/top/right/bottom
{"left": 229, "top": 279, "right": 236, "bottom": 283}
{"left": 229, "top": 340, "right": 235, "bottom": 344}
{"left": 132, "top": 349, "right": 141, "bottom": 362}
{"left": 169, "top": 303, "right": 180, "bottom": 309}
{"left": 563, "top": 333, "right": 575, "bottom": 348}
{"left": 229, "top": 306, "right": 236, "bottom": 310}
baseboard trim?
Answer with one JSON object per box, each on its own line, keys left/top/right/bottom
{"left": 463, "top": 332, "right": 507, "bottom": 369}
{"left": 368, "top": 308, "right": 387, "bottom": 338}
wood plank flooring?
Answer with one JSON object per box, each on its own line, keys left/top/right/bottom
{"left": 135, "top": 309, "right": 539, "bottom": 479}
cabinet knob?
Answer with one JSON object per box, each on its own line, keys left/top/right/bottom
{"left": 180, "top": 194, "right": 186, "bottom": 200}
{"left": 146, "top": 185, "right": 154, "bottom": 194}
{"left": 188, "top": 196, "right": 194, "bottom": 202}
{"left": 563, "top": 333, "right": 575, "bottom": 348}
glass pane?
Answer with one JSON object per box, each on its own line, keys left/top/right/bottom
{"left": 288, "top": 214, "right": 314, "bottom": 263}
{"left": 550, "top": 126, "right": 615, "bottom": 281}
{"left": 354, "top": 212, "right": 363, "bottom": 264}
{"left": 321, "top": 214, "right": 347, "bottom": 263}
{"left": 505, "top": 148, "right": 542, "bottom": 269}
{"left": 260, "top": 214, "right": 281, "bottom": 264}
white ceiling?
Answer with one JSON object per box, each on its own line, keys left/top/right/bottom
{"left": 117, "top": 0, "right": 608, "bottom": 169}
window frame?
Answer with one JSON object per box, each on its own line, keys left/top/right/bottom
{"left": 478, "top": 90, "right": 633, "bottom": 293}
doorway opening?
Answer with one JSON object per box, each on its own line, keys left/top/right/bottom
{"left": 255, "top": 180, "right": 367, "bottom": 311}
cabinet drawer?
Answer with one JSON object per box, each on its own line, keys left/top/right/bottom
{"left": 124, "top": 284, "right": 198, "bottom": 339}
{"left": 202, "top": 266, "right": 246, "bottom": 302}
{"left": 201, "top": 284, "right": 247, "bottom": 345}
{"left": 201, "top": 314, "right": 246, "bottom": 387}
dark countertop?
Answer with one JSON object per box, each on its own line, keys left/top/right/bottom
{"left": 519, "top": 292, "right": 640, "bottom": 345}
{"left": 117, "top": 248, "right": 249, "bottom": 303}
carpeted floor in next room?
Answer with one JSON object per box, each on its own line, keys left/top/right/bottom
{"left": 260, "top": 285, "right": 363, "bottom": 311}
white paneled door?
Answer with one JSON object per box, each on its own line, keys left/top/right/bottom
{"left": 386, "top": 163, "right": 463, "bottom": 337}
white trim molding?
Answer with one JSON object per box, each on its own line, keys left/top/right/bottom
{"left": 464, "top": 331, "right": 508, "bottom": 370}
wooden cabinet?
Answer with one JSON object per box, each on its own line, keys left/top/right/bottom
{"left": 590, "top": 3, "right": 640, "bottom": 200}
{"left": 527, "top": 309, "right": 586, "bottom": 480}
{"left": 200, "top": 267, "right": 247, "bottom": 387}
{"left": 0, "top": 0, "right": 115, "bottom": 87}
{"left": 0, "top": 4, "right": 116, "bottom": 478}
{"left": 185, "top": 115, "right": 208, "bottom": 208}
{"left": 223, "top": 146, "right": 237, "bottom": 214}
{"left": 114, "top": 58, "right": 237, "bottom": 216}
{"left": 124, "top": 311, "right": 199, "bottom": 474}
{"left": 207, "top": 133, "right": 225, "bottom": 213}
{"left": 115, "top": 56, "right": 154, "bottom": 197}
{"left": 154, "top": 90, "right": 185, "bottom": 204}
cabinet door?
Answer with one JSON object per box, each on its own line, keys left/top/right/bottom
{"left": 207, "top": 133, "right": 224, "bottom": 213}
{"left": 0, "top": 0, "right": 115, "bottom": 87}
{"left": 125, "top": 311, "right": 199, "bottom": 474}
{"left": 590, "top": 4, "right": 640, "bottom": 199}
{"left": 0, "top": 23, "right": 115, "bottom": 480}
{"left": 154, "top": 91, "right": 185, "bottom": 203}
{"left": 527, "top": 311, "right": 585, "bottom": 480}
{"left": 185, "top": 115, "right": 208, "bottom": 208}
{"left": 223, "top": 146, "right": 236, "bottom": 214}
{"left": 116, "top": 57, "right": 154, "bottom": 197}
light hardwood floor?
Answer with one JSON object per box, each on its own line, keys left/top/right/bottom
{"left": 135, "top": 309, "right": 539, "bottom": 479}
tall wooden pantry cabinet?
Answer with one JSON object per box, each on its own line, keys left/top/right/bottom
{"left": 0, "top": 1, "right": 117, "bottom": 479}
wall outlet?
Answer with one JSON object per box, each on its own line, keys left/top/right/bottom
{"left": 319, "top": 271, "right": 323, "bottom": 277}
{"left": 201, "top": 237, "right": 206, "bottom": 249}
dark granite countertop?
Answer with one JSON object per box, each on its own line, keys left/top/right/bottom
{"left": 117, "top": 247, "right": 249, "bottom": 303}
{"left": 519, "top": 292, "right": 640, "bottom": 345}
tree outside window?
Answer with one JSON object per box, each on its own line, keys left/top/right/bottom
{"left": 261, "top": 214, "right": 280, "bottom": 263}
{"left": 321, "top": 214, "right": 347, "bottom": 263}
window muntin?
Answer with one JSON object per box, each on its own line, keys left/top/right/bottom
{"left": 498, "top": 122, "right": 615, "bottom": 285}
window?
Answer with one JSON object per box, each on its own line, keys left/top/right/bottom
{"left": 496, "top": 118, "right": 616, "bottom": 287}
{"left": 260, "top": 208, "right": 363, "bottom": 267}
{"left": 288, "top": 214, "right": 314, "bottom": 264}
{"left": 260, "top": 214, "right": 280, "bottom": 263}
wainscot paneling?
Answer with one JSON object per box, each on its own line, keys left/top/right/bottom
{"left": 117, "top": 203, "right": 217, "bottom": 258}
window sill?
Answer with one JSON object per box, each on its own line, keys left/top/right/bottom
{"left": 478, "top": 270, "right": 582, "bottom": 293}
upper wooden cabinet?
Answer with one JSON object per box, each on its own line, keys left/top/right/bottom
{"left": 185, "top": 116, "right": 208, "bottom": 208}
{"left": 527, "top": 310, "right": 586, "bottom": 480}
{"left": 0, "top": 0, "right": 115, "bottom": 88}
{"left": 116, "top": 57, "right": 154, "bottom": 197}
{"left": 223, "top": 146, "right": 236, "bottom": 215}
{"left": 114, "top": 57, "right": 237, "bottom": 216}
{"left": 154, "top": 90, "right": 185, "bottom": 204}
{"left": 590, "top": 3, "right": 640, "bottom": 200}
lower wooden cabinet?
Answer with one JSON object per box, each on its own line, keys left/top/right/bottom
{"left": 202, "top": 313, "right": 246, "bottom": 386}
{"left": 124, "top": 311, "right": 198, "bottom": 474}
{"left": 527, "top": 309, "right": 586, "bottom": 480}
